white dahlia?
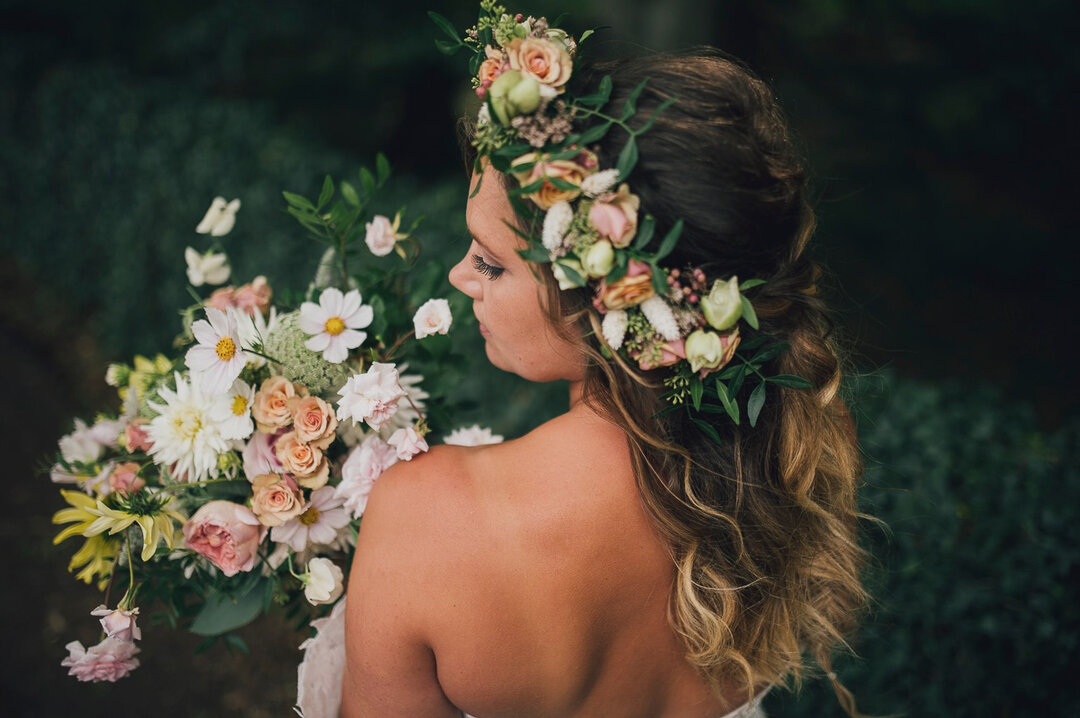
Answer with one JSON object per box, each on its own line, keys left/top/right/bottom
{"left": 146, "top": 373, "right": 231, "bottom": 482}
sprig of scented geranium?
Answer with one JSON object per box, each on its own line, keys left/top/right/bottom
{"left": 431, "top": 2, "right": 812, "bottom": 443}
{"left": 48, "top": 157, "right": 488, "bottom": 689}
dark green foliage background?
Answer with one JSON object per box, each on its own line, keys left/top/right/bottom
{"left": 2, "top": 0, "right": 1076, "bottom": 716}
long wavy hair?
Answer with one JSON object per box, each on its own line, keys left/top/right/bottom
{"left": 467, "top": 50, "right": 868, "bottom": 713}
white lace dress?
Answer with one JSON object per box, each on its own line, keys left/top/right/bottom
{"left": 294, "top": 595, "right": 768, "bottom": 718}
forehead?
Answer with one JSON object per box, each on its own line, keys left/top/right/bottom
{"left": 465, "top": 170, "right": 516, "bottom": 239}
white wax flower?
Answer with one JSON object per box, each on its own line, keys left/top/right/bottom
{"left": 195, "top": 196, "right": 241, "bottom": 237}
{"left": 184, "top": 247, "right": 230, "bottom": 287}
{"left": 413, "top": 298, "right": 453, "bottom": 339}
{"left": 303, "top": 557, "right": 345, "bottom": 606}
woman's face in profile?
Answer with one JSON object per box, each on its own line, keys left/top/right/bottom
{"left": 449, "top": 170, "right": 586, "bottom": 383}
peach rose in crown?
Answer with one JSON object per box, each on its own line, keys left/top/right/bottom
{"left": 506, "top": 37, "right": 572, "bottom": 90}
{"left": 275, "top": 431, "right": 330, "bottom": 489}
{"left": 589, "top": 184, "right": 640, "bottom": 248}
{"left": 598, "top": 260, "right": 656, "bottom": 310}
{"left": 632, "top": 339, "right": 687, "bottom": 370}
{"left": 182, "top": 501, "right": 263, "bottom": 577}
{"left": 250, "top": 473, "right": 305, "bottom": 527}
{"left": 511, "top": 151, "right": 597, "bottom": 210}
{"left": 253, "top": 376, "right": 304, "bottom": 434}
{"left": 289, "top": 396, "right": 337, "bottom": 449}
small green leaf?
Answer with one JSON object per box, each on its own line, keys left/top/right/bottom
{"left": 650, "top": 263, "right": 668, "bottom": 295}
{"left": 575, "top": 75, "right": 613, "bottom": 107}
{"left": 691, "top": 417, "right": 723, "bottom": 445}
{"left": 435, "top": 38, "right": 463, "bottom": 55}
{"left": 190, "top": 580, "right": 267, "bottom": 636}
{"left": 690, "top": 375, "right": 704, "bottom": 411}
{"left": 728, "top": 363, "right": 747, "bottom": 398}
{"left": 359, "top": 167, "right": 376, "bottom": 195}
{"left": 654, "top": 219, "right": 684, "bottom": 262}
{"left": 632, "top": 215, "right": 656, "bottom": 250}
{"left": 428, "top": 11, "right": 463, "bottom": 42}
{"left": 740, "top": 295, "right": 759, "bottom": 330}
{"left": 750, "top": 342, "right": 787, "bottom": 364}
{"left": 340, "top": 181, "right": 360, "bottom": 208}
{"left": 768, "top": 374, "right": 813, "bottom": 389}
{"left": 739, "top": 278, "right": 766, "bottom": 290}
{"left": 621, "top": 78, "right": 649, "bottom": 121}
{"left": 317, "top": 175, "right": 334, "bottom": 210}
{"left": 748, "top": 382, "right": 767, "bottom": 428}
{"left": 518, "top": 247, "right": 552, "bottom": 263}
{"left": 376, "top": 153, "right": 392, "bottom": 184}
{"left": 577, "top": 121, "right": 612, "bottom": 145}
{"left": 282, "top": 191, "right": 315, "bottom": 211}
{"left": 716, "top": 381, "right": 740, "bottom": 425}
{"left": 468, "top": 50, "right": 483, "bottom": 75}
{"left": 616, "top": 136, "right": 639, "bottom": 179}
{"left": 547, "top": 176, "right": 582, "bottom": 191}
{"left": 635, "top": 97, "right": 676, "bottom": 135}
{"left": 579, "top": 28, "right": 595, "bottom": 44}
{"left": 555, "top": 260, "right": 586, "bottom": 287}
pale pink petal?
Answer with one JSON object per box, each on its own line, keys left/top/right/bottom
{"left": 320, "top": 288, "right": 344, "bottom": 317}
{"left": 305, "top": 334, "right": 331, "bottom": 352}
{"left": 339, "top": 290, "right": 362, "bottom": 320}
{"left": 322, "top": 337, "right": 349, "bottom": 364}
{"left": 346, "top": 304, "right": 374, "bottom": 329}
{"left": 338, "top": 329, "right": 367, "bottom": 350}
{"left": 191, "top": 319, "right": 218, "bottom": 346}
{"left": 185, "top": 345, "right": 219, "bottom": 371}
{"left": 299, "top": 302, "right": 328, "bottom": 334}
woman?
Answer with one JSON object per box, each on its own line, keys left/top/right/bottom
{"left": 341, "top": 11, "right": 866, "bottom": 717}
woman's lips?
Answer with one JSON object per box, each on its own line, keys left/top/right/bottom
{"left": 478, "top": 321, "right": 491, "bottom": 337}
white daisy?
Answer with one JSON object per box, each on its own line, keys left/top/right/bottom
{"left": 231, "top": 305, "right": 279, "bottom": 369}
{"left": 602, "top": 309, "right": 629, "bottom": 350}
{"left": 298, "top": 288, "right": 373, "bottom": 364}
{"left": 184, "top": 247, "right": 230, "bottom": 287}
{"left": 270, "top": 486, "right": 351, "bottom": 552}
{"left": 581, "top": 169, "right": 620, "bottom": 198}
{"left": 640, "top": 296, "right": 682, "bottom": 341}
{"left": 211, "top": 378, "right": 255, "bottom": 441}
{"left": 185, "top": 307, "right": 246, "bottom": 395}
{"left": 541, "top": 201, "right": 573, "bottom": 252}
{"left": 146, "top": 373, "right": 231, "bottom": 482}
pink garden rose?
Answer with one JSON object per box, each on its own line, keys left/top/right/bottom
{"left": 588, "top": 184, "right": 640, "bottom": 248}
{"left": 336, "top": 362, "right": 405, "bottom": 431}
{"left": 387, "top": 425, "right": 429, "bottom": 461}
{"left": 596, "top": 260, "right": 655, "bottom": 311}
{"left": 242, "top": 429, "right": 283, "bottom": 479}
{"left": 336, "top": 435, "right": 398, "bottom": 519}
{"left": 206, "top": 276, "right": 272, "bottom": 316}
{"left": 91, "top": 605, "right": 141, "bottom": 642}
{"left": 632, "top": 339, "right": 687, "bottom": 370}
{"left": 108, "top": 462, "right": 145, "bottom": 495}
{"left": 290, "top": 395, "right": 338, "bottom": 449}
{"left": 275, "top": 431, "right": 330, "bottom": 489}
{"left": 61, "top": 637, "right": 140, "bottom": 682}
{"left": 182, "top": 501, "right": 263, "bottom": 577}
{"left": 123, "top": 419, "right": 153, "bottom": 453}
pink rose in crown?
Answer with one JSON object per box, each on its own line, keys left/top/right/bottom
{"left": 182, "top": 501, "right": 263, "bottom": 577}
{"left": 632, "top": 339, "right": 687, "bottom": 370}
{"left": 61, "top": 637, "right": 140, "bottom": 682}
{"left": 589, "top": 184, "right": 640, "bottom": 248}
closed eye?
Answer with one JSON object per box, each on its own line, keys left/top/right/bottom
{"left": 472, "top": 253, "right": 505, "bottom": 280}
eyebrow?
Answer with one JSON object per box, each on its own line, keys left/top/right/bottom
{"left": 465, "top": 222, "right": 501, "bottom": 260}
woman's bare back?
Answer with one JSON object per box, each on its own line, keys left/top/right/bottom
{"left": 343, "top": 404, "right": 747, "bottom": 717}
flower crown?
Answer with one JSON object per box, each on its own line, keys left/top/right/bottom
{"left": 432, "top": 2, "right": 810, "bottom": 436}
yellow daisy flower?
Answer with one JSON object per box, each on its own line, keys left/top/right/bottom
{"left": 84, "top": 494, "right": 187, "bottom": 561}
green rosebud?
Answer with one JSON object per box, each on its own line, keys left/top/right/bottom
{"left": 488, "top": 70, "right": 541, "bottom": 125}
{"left": 582, "top": 240, "right": 615, "bottom": 278}
{"left": 552, "top": 258, "right": 587, "bottom": 289}
{"left": 701, "top": 276, "right": 743, "bottom": 331}
{"left": 685, "top": 328, "right": 740, "bottom": 374}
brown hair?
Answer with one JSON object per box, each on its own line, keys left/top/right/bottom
{"left": 470, "top": 50, "right": 867, "bottom": 712}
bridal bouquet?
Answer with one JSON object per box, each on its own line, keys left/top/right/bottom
{"left": 49, "top": 157, "right": 469, "bottom": 688}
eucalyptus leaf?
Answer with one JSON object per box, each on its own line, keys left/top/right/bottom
{"left": 690, "top": 375, "right": 704, "bottom": 411}
{"left": 360, "top": 167, "right": 376, "bottom": 195}
{"left": 435, "top": 38, "right": 463, "bottom": 55}
{"left": 636, "top": 97, "right": 677, "bottom": 135}
{"left": 739, "top": 278, "right": 766, "bottom": 291}
{"left": 317, "top": 175, "right": 334, "bottom": 211}
{"left": 728, "top": 364, "right": 747, "bottom": 403}
{"left": 282, "top": 191, "right": 315, "bottom": 211}
{"left": 518, "top": 247, "right": 552, "bottom": 263}
{"left": 691, "top": 417, "right": 723, "bottom": 445}
{"left": 632, "top": 215, "right": 656, "bottom": 250}
{"left": 654, "top": 219, "right": 684, "bottom": 262}
{"left": 555, "top": 260, "right": 586, "bottom": 287}
{"left": 575, "top": 75, "right": 613, "bottom": 107}
{"left": 740, "top": 295, "right": 759, "bottom": 330}
{"left": 650, "top": 263, "right": 668, "bottom": 295}
{"left": 716, "top": 381, "right": 740, "bottom": 425}
{"left": 616, "top": 136, "right": 639, "bottom": 180}
{"left": 621, "top": 78, "right": 649, "bottom": 121}
{"left": 190, "top": 580, "right": 267, "bottom": 636}
{"left": 376, "top": 153, "right": 392, "bottom": 184}
{"left": 768, "top": 374, "right": 813, "bottom": 389}
{"left": 748, "top": 382, "right": 767, "bottom": 428}
{"left": 340, "top": 181, "right": 360, "bottom": 208}
{"left": 428, "top": 11, "right": 463, "bottom": 43}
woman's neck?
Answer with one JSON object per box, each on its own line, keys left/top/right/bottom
{"left": 568, "top": 380, "right": 584, "bottom": 409}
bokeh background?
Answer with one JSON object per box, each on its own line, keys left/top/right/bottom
{"left": 2, "top": 0, "right": 1077, "bottom": 716}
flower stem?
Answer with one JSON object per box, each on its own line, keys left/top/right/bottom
{"left": 158, "top": 477, "right": 240, "bottom": 493}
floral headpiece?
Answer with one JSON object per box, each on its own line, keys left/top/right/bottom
{"left": 432, "top": 2, "right": 810, "bottom": 437}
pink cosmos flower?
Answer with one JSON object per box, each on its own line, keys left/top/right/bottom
{"left": 271, "top": 486, "right": 350, "bottom": 552}
{"left": 61, "top": 637, "right": 140, "bottom": 682}
{"left": 298, "top": 288, "right": 373, "bottom": 364}
{"left": 182, "top": 501, "right": 264, "bottom": 577}
{"left": 388, "top": 425, "right": 429, "bottom": 461}
{"left": 336, "top": 362, "right": 405, "bottom": 431}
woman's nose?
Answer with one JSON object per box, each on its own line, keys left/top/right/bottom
{"left": 448, "top": 254, "right": 480, "bottom": 300}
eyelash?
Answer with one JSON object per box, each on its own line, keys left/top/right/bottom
{"left": 471, "top": 253, "right": 505, "bottom": 280}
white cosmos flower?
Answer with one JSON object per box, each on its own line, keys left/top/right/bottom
{"left": 602, "top": 309, "right": 629, "bottom": 351}
{"left": 231, "top": 306, "right": 279, "bottom": 369}
{"left": 299, "top": 288, "right": 373, "bottom": 364}
{"left": 211, "top": 378, "right": 255, "bottom": 441}
{"left": 184, "top": 247, "right": 231, "bottom": 287}
{"left": 147, "top": 373, "right": 231, "bottom": 482}
{"left": 195, "top": 196, "right": 241, "bottom": 236}
{"left": 412, "top": 298, "right": 452, "bottom": 339}
{"left": 640, "top": 296, "right": 681, "bottom": 341}
{"left": 271, "top": 486, "right": 350, "bottom": 552}
{"left": 336, "top": 362, "right": 405, "bottom": 431}
{"left": 443, "top": 425, "right": 504, "bottom": 446}
{"left": 185, "top": 307, "right": 247, "bottom": 395}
